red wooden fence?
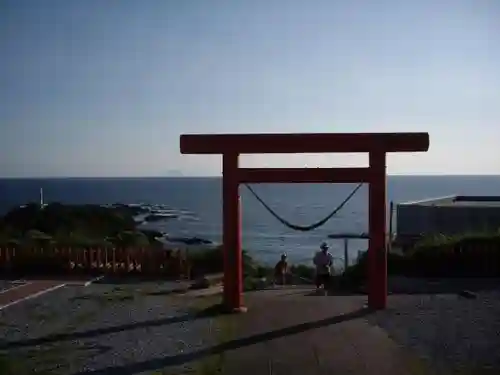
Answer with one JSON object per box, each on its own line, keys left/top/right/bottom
{"left": 0, "top": 247, "right": 191, "bottom": 279}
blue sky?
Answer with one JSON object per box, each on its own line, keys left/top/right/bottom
{"left": 1, "top": 0, "right": 499, "bottom": 177}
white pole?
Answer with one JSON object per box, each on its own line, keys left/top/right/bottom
{"left": 344, "top": 238, "right": 349, "bottom": 270}
{"left": 388, "top": 201, "right": 394, "bottom": 252}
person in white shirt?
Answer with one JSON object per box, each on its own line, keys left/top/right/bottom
{"left": 313, "top": 242, "right": 334, "bottom": 292}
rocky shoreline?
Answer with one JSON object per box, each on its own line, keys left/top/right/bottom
{"left": 104, "top": 203, "right": 215, "bottom": 247}
{"left": 0, "top": 202, "right": 216, "bottom": 250}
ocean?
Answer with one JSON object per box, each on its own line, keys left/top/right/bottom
{"left": 1, "top": 176, "right": 500, "bottom": 266}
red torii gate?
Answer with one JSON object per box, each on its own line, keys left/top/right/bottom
{"left": 180, "top": 132, "right": 430, "bottom": 311}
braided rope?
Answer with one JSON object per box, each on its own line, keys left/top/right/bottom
{"left": 243, "top": 182, "right": 364, "bottom": 232}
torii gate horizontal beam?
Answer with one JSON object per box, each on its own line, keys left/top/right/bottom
{"left": 180, "top": 132, "right": 429, "bottom": 154}
{"left": 238, "top": 167, "right": 371, "bottom": 184}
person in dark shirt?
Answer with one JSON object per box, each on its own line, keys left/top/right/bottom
{"left": 274, "top": 253, "right": 288, "bottom": 285}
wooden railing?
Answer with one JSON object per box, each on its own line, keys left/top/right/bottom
{"left": 0, "top": 247, "right": 191, "bottom": 279}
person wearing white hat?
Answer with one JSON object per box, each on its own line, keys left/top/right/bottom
{"left": 313, "top": 242, "right": 333, "bottom": 292}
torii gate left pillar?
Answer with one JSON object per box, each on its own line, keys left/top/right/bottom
{"left": 180, "top": 132, "right": 430, "bottom": 312}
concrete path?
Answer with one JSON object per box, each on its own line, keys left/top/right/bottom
{"left": 220, "top": 287, "right": 437, "bottom": 375}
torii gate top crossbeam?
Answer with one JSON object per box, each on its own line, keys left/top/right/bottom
{"left": 180, "top": 132, "right": 429, "bottom": 154}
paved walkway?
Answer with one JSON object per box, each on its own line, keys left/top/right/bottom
{"left": 219, "top": 287, "right": 438, "bottom": 375}
{"left": 0, "top": 280, "right": 66, "bottom": 310}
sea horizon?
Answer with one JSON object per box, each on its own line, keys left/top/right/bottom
{"left": 2, "top": 175, "right": 500, "bottom": 265}
{"left": 1, "top": 174, "right": 499, "bottom": 180}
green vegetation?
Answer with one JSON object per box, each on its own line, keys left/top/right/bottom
{"left": 0, "top": 343, "right": 77, "bottom": 375}
{"left": 0, "top": 202, "right": 164, "bottom": 249}
{"left": 412, "top": 230, "right": 500, "bottom": 249}
{"left": 186, "top": 245, "right": 317, "bottom": 290}
{"left": 339, "top": 230, "right": 500, "bottom": 289}
{"left": 187, "top": 229, "right": 500, "bottom": 292}
{"left": 145, "top": 296, "right": 238, "bottom": 375}
{"left": 70, "top": 286, "right": 137, "bottom": 306}
{"left": 188, "top": 296, "right": 237, "bottom": 375}
{"left": 187, "top": 246, "right": 271, "bottom": 278}
{"left": 0, "top": 203, "right": 187, "bottom": 276}
{"left": 400, "top": 230, "right": 500, "bottom": 278}
{"left": 194, "top": 318, "right": 235, "bottom": 375}
{"left": 2, "top": 202, "right": 499, "bottom": 287}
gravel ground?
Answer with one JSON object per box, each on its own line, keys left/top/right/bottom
{"left": 0, "top": 281, "right": 11, "bottom": 292}
{"left": 0, "top": 280, "right": 21, "bottom": 292}
{"left": 0, "top": 282, "right": 222, "bottom": 375}
{"left": 3, "top": 278, "right": 499, "bottom": 374}
{"left": 368, "top": 290, "right": 500, "bottom": 374}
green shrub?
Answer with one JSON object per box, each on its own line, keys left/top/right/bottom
{"left": 405, "top": 238, "right": 500, "bottom": 277}
{"left": 388, "top": 232, "right": 500, "bottom": 278}
{"left": 1, "top": 203, "right": 137, "bottom": 239}
{"left": 186, "top": 246, "right": 224, "bottom": 277}
{"left": 185, "top": 246, "right": 317, "bottom": 284}
{"left": 186, "top": 246, "right": 265, "bottom": 278}
{"left": 290, "top": 264, "right": 315, "bottom": 281}
{"left": 114, "top": 231, "right": 150, "bottom": 248}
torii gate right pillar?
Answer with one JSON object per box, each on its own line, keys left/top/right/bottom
{"left": 368, "top": 150, "right": 387, "bottom": 309}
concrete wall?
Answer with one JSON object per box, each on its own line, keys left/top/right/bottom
{"left": 396, "top": 204, "right": 500, "bottom": 237}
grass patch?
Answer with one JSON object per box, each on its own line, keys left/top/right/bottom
{"left": 61, "top": 287, "right": 139, "bottom": 332}
{"left": 0, "top": 352, "right": 23, "bottom": 375}
{"left": 65, "top": 310, "right": 100, "bottom": 331}
{"left": 143, "top": 287, "right": 189, "bottom": 296}
{"left": 151, "top": 295, "right": 237, "bottom": 375}
{"left": 186, "top": 295, "right": 224, "bottom": 315}
{"left": 193, "top": 307, "right": 236, "bottom": 375}
{"left": 70, "top": 287, "right": 136, "bottom": 307}
{"left": 25, "top": 309, "right": 62, "bottom": 324}
{"left": 0, "top": 343, "right": 75, "bottom": 375}
{"left": 0, "top": 342, "right": 113, "bottom": 375}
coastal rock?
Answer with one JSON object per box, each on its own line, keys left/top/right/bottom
{"left": 165, "top": 236, "right": 212, "bottom": 245}
{"left": 458, "top": 290, "right": 477, "bottom": 299}
{"left": 191, "top": 276, "right": 211, "bottom": 290}
{"left": 190, "top": 273, "right": 223, "bottom": 290}
{"left": 107, "top": 203, "right": 150, "bottom": 216}
{"left": 144, "top": 214, "right": 178, "bottom": 222}
{"left": 139, "top": 229, "right": 164, "bottom": 240}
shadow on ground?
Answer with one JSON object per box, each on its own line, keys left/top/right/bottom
{"left": 92, "top": 276, "right": 189, "bottom": 285}
{"left": 386, "top": 277, "right": 500, "bottom": 295}
{"left": 70, "top": 307, "right": 372, "bottom": 375}
{"left": 0, "top": 302, "right": 226, "bottom": 351}
{"left": 322, "top": 277, "right": 500, "bottom": 297}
